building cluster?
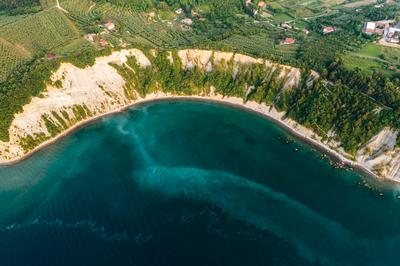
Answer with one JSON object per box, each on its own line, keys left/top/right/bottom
{"left": 174, "top": 8, "right": 201, "bottom": 29}
{"left": 362, "top": 20, "right": 400, "bottom": 44}
{"left": 244, "top": 0, "right": 271, "bottom": 17}
{"left": 103, "top": 20, "right": 115, "bottom": 31}
{"left": 175, "top": 8, "right": 184, "bottom": 15}
{"left": 85, "top": 20, "right": 116, "bottom": 48}
{"left": 376, "top": 0, "right": 397, "bottom": 7}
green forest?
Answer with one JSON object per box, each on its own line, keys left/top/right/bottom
{"left": 0, "top": 0, "right": 41, "bottom": 14}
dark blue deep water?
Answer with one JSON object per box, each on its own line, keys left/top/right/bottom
{"left": 1, "top": 100, "right": 400, "bottom": 266}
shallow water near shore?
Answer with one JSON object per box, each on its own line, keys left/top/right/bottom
{"left": 1, "top": 100, "right": 400, "bottom": 265}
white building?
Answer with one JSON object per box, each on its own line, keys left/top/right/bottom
{"left": 362, "top": 22, "right": 376, "bottom": 34}
{"left": 104, "top": 21, "right": 115, "bottom": 31}
{"left": 385, "top": 25, "right": 400, "bottom": 43}
{"left": 85, "top": 33, "right": 97, "bottom": 42}
{"left": 175, "top": 8, "right": 183, "bottom": 15}
{"left": 181, "top": 18, "right": 193, "bottom": 25}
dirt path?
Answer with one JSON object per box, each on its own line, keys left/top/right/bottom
{"left": 344, "top": 0, "right": 376, "bottom": 8}
{"left": 56, "top": 0, "right": 69, "bottom": 13}
{"left": 89, "top": 3, "right": 96, "bottom": 11}
{"left": 378, "top": 38, "right": 400, "bottom": 49}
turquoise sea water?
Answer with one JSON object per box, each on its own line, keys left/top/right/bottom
{"left": 1, "top": 100, "right": 400, "bottom": 265}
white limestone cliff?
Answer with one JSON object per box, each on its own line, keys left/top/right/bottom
{"left": 3, "top": 48, "right": 400, "bottom": 183}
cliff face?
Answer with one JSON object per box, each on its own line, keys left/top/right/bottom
{"left": 356, "top": 128, "right": 400, "bottom": 181}
{"left": 177, "top": 49, "right": 301, "bottom": 89}
{"left": 1, "top": 48, "right": 399, "bottom": 182}
{"left": 0, "top": 48, "right": 303, "bottom": 163}
{"left": 0, "top": 49, "right": 150, "bottom": 161}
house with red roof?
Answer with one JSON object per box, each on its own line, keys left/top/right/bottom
{"left": 258, "top": 1, "right": 266, "bottom": 8}
{"left": 280, "top": 37, "right": 296, "bottom": 45}
{"left": 323, "top": 26, "right": 335, "bottom": 34}
{"left": 99, "top": 39, "right": 108, "bottom": 47}
{"left": 46, "top": 53, "right": 56, "bottom": 60}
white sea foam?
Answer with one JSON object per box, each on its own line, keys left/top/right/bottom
{"left": 0, "top": 218, "right": 152, "bottom": 244}
{"left": 133, "top": 166, "right": 374, "bottom": 264}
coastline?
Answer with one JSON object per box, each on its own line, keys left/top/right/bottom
{"left": 0, "top": 92, "right": 381, "bottom": 182}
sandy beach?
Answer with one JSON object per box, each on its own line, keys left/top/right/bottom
{"left": 1, "top": 48, "right": 394, "bottom": 182}
{"left": 0, "top": 92, "right": 381, "bottom": 182}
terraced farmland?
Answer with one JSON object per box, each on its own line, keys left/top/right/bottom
{"left": 218, "top": 33, "right": 298, "bottom": 62}
{"left": 59, "top": 0, "right": 205, "bottom": 48}
{"left": 0, "top": 14, "right": 29, "bottom": 27}
{"left": 59, "top": 0, "right": 99, "bottom": 26}
{"left": 94, "top": 3, "right": 203, "bottom": 48}
{"left": 0, "top": 8, "right": 79, "bottom": 54}
{"left": 0, "top": 8, "right": 79, "bottom": 80}
{"left": 0, "top": 38, "right": 30, "bottom": 81}
{"left": 39, "top": 0, "right": 57, "bottom": 9}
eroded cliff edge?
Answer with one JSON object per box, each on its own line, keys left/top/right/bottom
{"left": 0, "top": 48, "right": 398, "bottom": 182}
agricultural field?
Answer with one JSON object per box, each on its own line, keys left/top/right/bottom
{"left": 52, "top": 38, "right": 92, "bottom": 56}
{"left": 0, "top": 0, "right": 398, "bottom": 83}
{"left": 0, "top": 8, "right": 79, "bottom": 80}
{"left": 0, "top": 38, "right": 31, "bottom": 81}
{"left": 59, "top": 0, "right": 99, "bottom": 26}
{"left": 341, "top": 43, "right": 400, "bottom": 76}
{"left": 39, "top": 0, "right": 56, "bottom": 9}
{"left": 95, "top": 4, "right": 201, "bottom": 48}
{"left": 217, "top": 32, "right": 298, "bottom": 62}
{"left": 59, "top": 0, "right": 207, "bottom": 48}
{"left": 0, "top": 13, "right": 29, "bottom": 27}
{"left": 57, "top": 0, "right": 301, "bottom": 55}
{"left": 343, "top": 0, "right": 377, "bottom": 8}
{"left": 0, "top": 8, "right": 79, "bottom": 54}
{"left": 265, "top": 0, "right": 346, "bottom": 24}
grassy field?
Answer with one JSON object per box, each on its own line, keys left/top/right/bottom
{"left": 342, "top": 43, "right": 400, "bottom": 76}
{"left": 343, "top": 0, "right": 377, "bottom": 8}
{"left": 52, "top": 38, "right": 92, "bottom": 55}
{"left": 266, "top": 0, "right": 344, "bottom": 24}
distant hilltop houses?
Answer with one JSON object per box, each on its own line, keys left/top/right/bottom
{"left": 245, "top": 0, "right": 271, "bottom": 16}
{"left": 83, "top": 19, "right": 116, "bottom": 48}
{"left": 362, "top": 20, "right": 400, "bottom": 45}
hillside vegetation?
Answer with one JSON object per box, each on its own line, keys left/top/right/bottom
{"left": 0, "top": 0, "right": 399, "bottom": 156}
{"left": 0, "top": 0, "right": 41, "bottom": 15}
{"left": 0, "top": 38, "right": 30, "bottom": 80}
